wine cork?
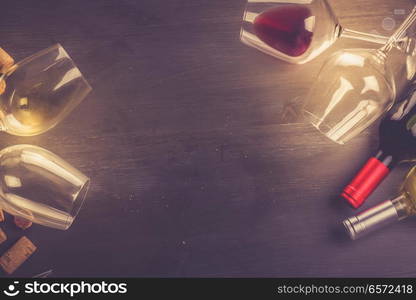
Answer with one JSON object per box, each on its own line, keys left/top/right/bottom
{"left": 0, "top": 228, "right": 6, "bottom": 244}
{"left": 0, "top": 47, "right": 13, "bottom": 96}
{"left": 0, "top": 48, "right": 14, "bottom": 73}
{"left": 0, "top": 209, "right": 4, "bottom": 222}
{"left": 0, "top": 79, "right": 5, "bottom": 95}
{"left": 14, "top": 216, "right": 33, "bottom": 230}
{"left": 0, "top": 236, "right": 37, "bottom": 274}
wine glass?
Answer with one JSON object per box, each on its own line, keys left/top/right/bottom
{"left": 240, "top": 0, "right": 394, "bottom": 64}
{"left": 303, "top": 7, "right": 416, "bottom": 144}
{"left": 0, "top": 145, "right": 90, "bottom": 230}
{"left": 0, "top": 44, "right": 91, "bottom": 136}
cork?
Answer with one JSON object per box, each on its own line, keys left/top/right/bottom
{"left": 0, "top": 48, "right": 14, "bottom": 73}
{"left": 14, "top": 216, "right": 33, "bottom": 230}
{"left": 0, "top": 209, "right": 4, "bottom": 222}
{"left": 0, "top": 48, "right": 14, "bottom": 96}
{"left": 0, "top": 80, "right": 4, "bottom": 95}
{"left": 0, "top": 228, "right": 6, "bottom": 244}
{"left": 0, "top": 236, "right": 37, "bottom": 274}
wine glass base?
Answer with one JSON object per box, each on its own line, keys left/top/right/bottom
{"left": 303, "top": 109, "right": 347, "bottom": 145}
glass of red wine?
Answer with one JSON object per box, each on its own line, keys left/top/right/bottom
{"left": 303, "top": 7, "right": 416, "bottom": 144}
{"left": 240, "top": 0, "right": 391, "bottom": 64}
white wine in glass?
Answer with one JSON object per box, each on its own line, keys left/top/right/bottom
{"left": 0, "top": 44, "right": 91, "bottom": 136}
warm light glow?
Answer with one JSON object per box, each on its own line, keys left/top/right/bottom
{"left": 56, "top": 45, "right": 69, "bottom": 61}
{"left": 4, "top": 114, "right": 34, "bottom": 132}
{"left": 318, "top": 77, "right": 354, "bottom": 124}
{"left": 336, "top": 52, "right": 365, "bottom": 67}
{"left": 326, "top": 100, "right": 378, "bottom": 142}
{"left": 304, "top": 16, "right": 315, "bottom": 32}
{"left": 4, "top": 175, "right": 22, "bottom": 188}
{"left": 244, "top": 11, "right": 258, "bottom": 23}
{"left": 361, "top": 76, "right": 380, "bottom": 94}
{"left": 19, "top": 97, "right": 28, "bottom": 108}
{"left": 53, "top": 67, "right": 82, "bottom": 91}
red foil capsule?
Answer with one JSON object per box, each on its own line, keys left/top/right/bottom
{"left": 341, "top": 157, "right": 390, "bottom": 208}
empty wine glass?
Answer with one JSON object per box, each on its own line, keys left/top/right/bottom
{"left": 0, "top": 44, "right": 91, "bottom": 136}
{"left": 303, "top": 7, "right": 416, "bottom": 144}
{"left": 0, "top": 145, "right": 90, "bottom": 230}
{"left": 240, "top": 0, "right": 395, "bottom": 64}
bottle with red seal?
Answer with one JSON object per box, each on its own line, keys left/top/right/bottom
{"left": 341, "top": 87, "right": 416, "bottom": 208}
{"left": 343, "top": 165, "right": 416, "bottom": 240}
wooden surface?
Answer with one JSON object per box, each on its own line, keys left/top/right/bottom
{"left": 0, "top": 0, "right": 416, "bottom": 277}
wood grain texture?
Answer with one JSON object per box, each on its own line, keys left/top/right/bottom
{"left": 0, "top": 0, "right": 415, "bottom": 277}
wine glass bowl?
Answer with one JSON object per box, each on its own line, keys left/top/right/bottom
{"left": 0, "top": 44, "right": 91, "bottom": 136}
{"left": 304, "top": 6, "right": 416, "bottom": 144}
{"left": 303, "top": 49, "right": 395, "bottom": 144}
{"left": 0, "top": 145, "right": 90, "bottom": 230}
{"left": 240, "top": 0, "right": 389, "bottom": 64}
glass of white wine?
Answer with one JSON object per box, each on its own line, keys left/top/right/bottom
{"left": 0, "top": 44, "right": 91, "bottom": 136}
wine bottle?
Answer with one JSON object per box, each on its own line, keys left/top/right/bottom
{"left": 343, "top": 165, "right": 416, "bottom": 240}
{"left": 341, "top": 87, "right": 416, "bottom": 208}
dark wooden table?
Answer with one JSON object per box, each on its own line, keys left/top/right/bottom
{"left": 1, "top": 0, "right": 416, "bottom": 277}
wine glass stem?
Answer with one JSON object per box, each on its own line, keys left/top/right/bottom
{"left": 381, "top": 6, "right": 416, "bottom": 54}
{"left": 340, "top": 27, "right": 389, "bottom": 45}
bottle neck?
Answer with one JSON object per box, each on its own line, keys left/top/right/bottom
{"left": 343, "top": 194, "right": 410, "bottom": 240}
{"left": 342, "top": 153, "right": 392, "bottom": 208}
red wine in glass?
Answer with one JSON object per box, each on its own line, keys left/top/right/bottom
{"left": 253, "top": 5, "right": 313, "bottom": 57}
{"left": 241, "top": 0, "right": 391, "bottom": 64}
